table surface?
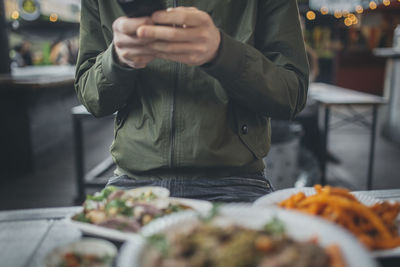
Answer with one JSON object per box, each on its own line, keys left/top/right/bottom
{"left": 0, "top": 65, "right": 75, "bottom": 89}
{"left": 2, "top": 189, "right": 400, "bottom": 267}
{"left": 310, "top": 83, "right": 387, "bottom": 106}
{"left": 374, "top": 48, "right": 400, "bottom": 59}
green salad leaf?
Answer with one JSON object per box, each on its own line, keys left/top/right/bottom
{"left": 136, "top": 191, "right": 157, "bottom": 201}
{"left": 199, "top": 203, "right": 221, "bottom": 223}
{"left": 263, "top": 217, "right": 286, "bottom": 236}
{"left": 73, "top": 212, "right": 90, "bottom": 223}
{"left": 147, "top": 234, "right": 169, "bottom": 256}
{"left": 86, "top": 186, "right": 117, "bottom": 202}
{"left": 105, "top": 199, "right": 133, "bottom": 217}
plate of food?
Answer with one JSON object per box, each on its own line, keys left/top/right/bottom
{"left": 253, "top": 186, "right": 380, "bottom": 206}
{"left": 254, "top": 185, "right": 400, "bottom": 257}
{"left": 68, "top": 186, "right": 212, "bottom": 241}
{"left": 117, "top": 204, "right": 377, "bottom": 267}
{"left": 44, "top": 238, "right": 117, "bottom": 267}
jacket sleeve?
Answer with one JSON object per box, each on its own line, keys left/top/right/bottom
{"left": 74, "top": 0, "right": 138, "bottom": 117}
{"left": 202, "top": 0, "right": 309, "bottom": 120}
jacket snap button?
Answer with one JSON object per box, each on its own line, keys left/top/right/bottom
{"left": 241, "top": 125, "right": 248, "bottom": 134}
{"left": 117, "top": 117, "right": 122, "bottom": 124}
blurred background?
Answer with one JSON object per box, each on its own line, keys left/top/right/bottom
{"left": 0, "top": 0, "right": 399, "bottom": 210}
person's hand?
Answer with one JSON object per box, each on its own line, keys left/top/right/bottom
{"left": 112, "top": 16, "right": 156, "bottom": 69}
{"left": 136, "top": 7, "right": 221, "bottom": 66}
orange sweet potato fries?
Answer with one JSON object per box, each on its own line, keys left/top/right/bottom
{"left": 279, "top": 185, "right": 400, "bottom": 250}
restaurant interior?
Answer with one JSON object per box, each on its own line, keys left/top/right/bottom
{"left": 1, "top": 0, "right": 400, "bottom": 266}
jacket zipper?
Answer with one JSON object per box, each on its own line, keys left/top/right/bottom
{"left": 169, "top": 0, "right": 179, "bottom": 168}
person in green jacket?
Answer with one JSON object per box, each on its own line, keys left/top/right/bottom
{"left": 75, "top": 0, "right": 309, "bottom": 202}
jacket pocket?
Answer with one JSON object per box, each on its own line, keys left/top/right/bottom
{"left": 235, "top": 106, "right": 270, "bottom": 159}
{"left": 114, "top": 104, "right": 130, "bottom": 138}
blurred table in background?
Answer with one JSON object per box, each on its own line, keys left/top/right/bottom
{"left": 374, "top": 48, "right": 400, "bottom": 146}
{"left": 0, "top": 65, "right": 76, "bottom": 175}
{"left": 309, "top": 83, "right": 387, "bottom": 190}
{"left": 0, "top": 66, "right": 75, "bottom": 86}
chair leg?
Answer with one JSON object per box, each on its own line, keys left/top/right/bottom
{"left": 73, "top": 114, "right": 85, "bottom": 204}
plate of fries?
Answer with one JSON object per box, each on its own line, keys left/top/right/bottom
{"left": 254, "top": 185, "right": 400, "bottom": 257}
{"left": 253, "top": 186, "right": 380, "bottom": 207}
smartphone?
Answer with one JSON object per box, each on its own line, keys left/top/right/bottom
{"left": 117, "top": 0, "right": 165, "bottom": 18}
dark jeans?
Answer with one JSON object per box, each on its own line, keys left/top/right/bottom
{"left": 106, "top": 174, "right": 274, "bottom": 203}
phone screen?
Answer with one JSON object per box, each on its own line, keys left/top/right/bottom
{"left": 117, "top": 0, "right": 164, "bottom": 17}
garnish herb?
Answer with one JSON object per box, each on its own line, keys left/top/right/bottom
{"left": 147, "top": 234, "right": 170, "bottom": 256}
{"left": 86, "top": 186, "right": 117, "bottom": 202}
{"left": 73, "top": 213, "right": 90, "bottom": 223}
{"left": 263, "top": 217, "right": 286, "bottom": 236}
{"left": 199, "top": 203, "right": 221, "bottom": 223}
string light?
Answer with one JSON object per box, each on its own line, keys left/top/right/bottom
{"left": 334, "top": 11, "right": 343, "bottom": 19}
{"left": 306, "top": 10, "right": 316, "bottom": 20}
{"left": 11, "top": 11, "right": 19, "bottom": 20}
{"left": 309, "top": 0, "right": 395, "bottom": 27}
{"left": 344, "top": 17, "right": 353, "bottom": 27}
{"left": 49, "top": 13, "right": 58, "bottom": 22}
{"left": 320, "top": 6, "right": 329, "bottom": 15}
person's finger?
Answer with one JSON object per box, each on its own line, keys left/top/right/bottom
{"left": 156, "top": 52, "right": 204, "bottom": 66}
{"left": 152, "top": 7, "right": 209, "bottom": 27}
{"left": 113, "top": 16, "right": 153, "bottom": 36}
{"left": 114, "top": 34, "right": 155, "bottom": 48}
{"left": 117, "top": 46, "right": 156, "bottom": 59}
{"left": 156, "top": 52, "right": 187, "bottom": 62}
{"left": 131, "top": 55, "right": 155, "bottom": 65}
{"left": 150, "top": 41, "right": 205, "bottom": 54}
{"left": 137, "top": 25, "right": 201, "bottom": 42}
{"left": 121, "top": 55, "right": 155, "bottom": 69}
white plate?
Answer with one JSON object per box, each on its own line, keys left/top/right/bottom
{"left": 253, "top": 187, "right": 400, "bottom": 258}
{"left": 124, "top": 186, "right": 170, "bottom": 199}
{"left": 67, "top": 214, "right": 139, "bottom": 242}
{"left": 167, "top": 197, "right": 212, "bottom": 214}
{"left": 67, "top": 198, "right": 212, "bottom": 242}
{"left": 44, "top": 238, "right": 117, "bottom": 267}
{"left": 253, "top": 187, "right": 381, "bottom": 207}
{"left": 117, "top": 205, "right": 378, "bottom": 267}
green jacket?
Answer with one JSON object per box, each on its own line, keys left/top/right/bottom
{"left": 75, "top": 0, "right": 309, "bottom": 179}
